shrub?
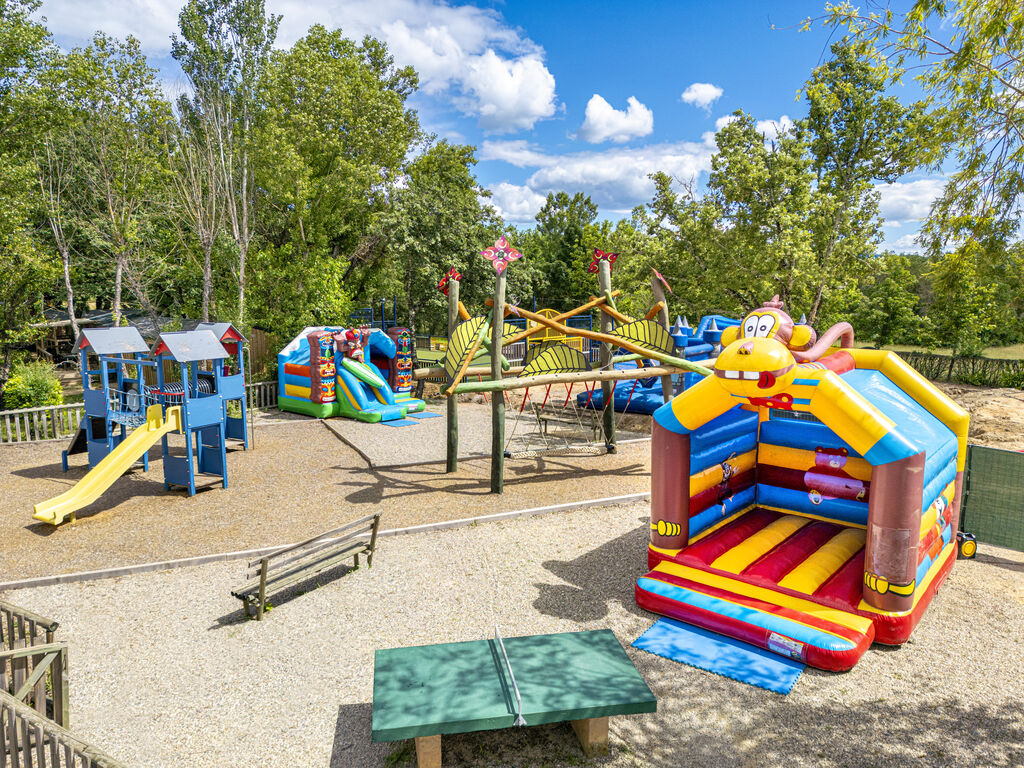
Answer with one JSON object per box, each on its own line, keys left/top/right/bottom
{"left": 2, "top": 361, "right": 64, "bottom": 409}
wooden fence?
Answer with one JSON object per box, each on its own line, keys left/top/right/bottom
{"left": 0, "top": 382, "right": 279, "bottom": 446}
{"left": 0, "top": 405, "right": 82, "bottom": 446}
{"left": 1, "top": 601, "right": 127, "bottom": 768}
{"left": 1, "top": 599, "right": 67, "bottom": 729}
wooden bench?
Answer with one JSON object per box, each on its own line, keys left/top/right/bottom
{"left": 231, "top": 513, "right": 380, "bottom": 620}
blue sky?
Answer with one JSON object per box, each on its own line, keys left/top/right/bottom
{"left": 38, "top": 0, "right": 941, "bottom": 250}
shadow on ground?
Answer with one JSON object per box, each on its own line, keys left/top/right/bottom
{"left": 533, "top": 517, "right": 650, "bottom": 623}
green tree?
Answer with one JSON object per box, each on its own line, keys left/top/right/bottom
{"left": 803, "top": 40, "right": 936, "bottom": 321}
{"left": 249, "top": 24, "right": 419, "bottom": 336}
{"left": 530, "top": 191, "right": 598, "bottom": 310}
{"left": 63, "top": 34, "right": 173, "bottom": 328}
{"left": 172, "top": 0, "right": 281, "bottom": 325}
{"left": 853, "top": 253, "right": 929, "bottom": 347}
{"left": 375, "top": 140, "right": 500, "bottom": 336}
{"left": 0, "top": 0, "right": 57, "bottom": 393}
{"left": 928, "top": 243, "right": 998, "bottom": 357}
{"left": 825, "top": 1, "right": 1024, "bottom": 253}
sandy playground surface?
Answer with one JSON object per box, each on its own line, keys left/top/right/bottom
{"left": 3, "top": 501, "right": 1022, "bottom": 768}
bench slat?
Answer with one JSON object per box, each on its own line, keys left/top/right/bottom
{"left": 246, "top": 513, "right": 379, "bottom": 568}
{"left": 233, "top": 544, "right": 366, "bottom": 599}
{"left": 232, "top": 513, "right": 380, "bottom": 620}
{"left": 246, "top": 526, "right": 372, "bottom": 580}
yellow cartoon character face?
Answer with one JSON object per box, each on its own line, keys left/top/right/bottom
{"left": 714, "top": 336, "right": 796, "bottom": 397}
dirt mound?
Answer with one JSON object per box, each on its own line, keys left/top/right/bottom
{"left": 938, "top": 383, "right": 1024, "bottom": 451}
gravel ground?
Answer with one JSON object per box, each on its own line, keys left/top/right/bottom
{"left": 0, "top": 406, "right": 650, "bottom": 581}
{"left": 4, "top": 501, "right": 1022, "bottom": 768}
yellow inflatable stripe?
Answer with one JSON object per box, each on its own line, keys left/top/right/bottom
{"left": 711, "top": 515, "right": 809, "bottom": 574}
{"left": 920, "top": 506, "right": 937, "bottom": 536}
{"left": 335, "top": 378, "right": 361, "bottom": 411}
{"left": 690, "top": 450, "right": 757, "bottom": 497}
{"left": 857, "top": 543, "right": 956, "bottom": 617}
{"left": 778, "top": 528, "right": 866, "bottom": 594}
{"left": 652, "top": 560, "right": 874, "bottom": 634}
{"left": 756, "top": 443, "right": 872, "bottom": 482}
{"left": 758, "top": 506, "right": 868, "bottom": 530}
{"left": 284, "top": 384, "right": 311, "bottom": 399}
{"left": 811, "top": 373, "right": 896, "bottom": 458}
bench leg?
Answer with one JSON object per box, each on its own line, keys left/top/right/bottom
{"left": 571, "top": 716, "right": 608, "bottom": 757}
{"left": 415, "top": 734, "right": 441, "bottom": 768}
{"left": 354, "top": 552, "right": 360, "bottom": 569}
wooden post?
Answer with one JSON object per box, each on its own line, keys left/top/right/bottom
{"left": 598, "top": 259, "right": 616, "bottom": 451}
{"left": 491, "top": 269, "right": 507, "bottom": 493}
{"left": 257, "top": 559, "right": 268, "bottom": 621}
{"left": 446, "top": 278, "right": 460, "bottom": 473}
{"left": 649, "top": 273, "right": 673, "bottom": 403}
{"left": 415, "top": 734, "right": 442, "bottom": 768}
{"left": 571, "top": 716, "right": 609, "bottom": 756}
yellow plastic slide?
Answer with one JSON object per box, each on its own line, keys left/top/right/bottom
{"left": 33, "top": 404, "right": 182, "bottom": 526}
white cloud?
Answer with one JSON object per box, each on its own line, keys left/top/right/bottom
{"left": 576, "top": 94, "right": 653, "bottom": 143}
{"left": 890, "top": 233, "right": 922, "bottom": 253}
{"left": 755, "top": 115, "right": 794, "bottom": 141}
{"left": 482, "top": 139, "right": 714, "bottom": 214}
{"left": 39, "top": 0, "right": 558, "bottom": 133}
{"left": 714, "top": 114, "right": 739, "bottom": 130}
{"left": 479, "top": 140, "right": 551, "bottom": 167}
{"left": 459, "top": 50, "right": 556, "bottom": 132}
{"left": 681, "top": 82, "right": 723, "bottom": 111}
{"left": 486, "top": 182, "right": 547, "bottom": 224}
{"left": 877, "top": 178, "right": 945, "bottom": 222}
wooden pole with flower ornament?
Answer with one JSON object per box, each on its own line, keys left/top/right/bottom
{"left": 590, "top": 249, "right": 618, "bottom": 451}
{"left": 439, "top": 267, "right": 463, "bottom": 473}
{"left": 481, "top": 236, "right": 523, "bottom": 493}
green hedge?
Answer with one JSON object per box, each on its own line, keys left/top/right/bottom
{"left": 2, "top": 362, "right": 64, "bottom": 409}
{"left": 900, "top": 352, "right": 1024, "bottom": 388}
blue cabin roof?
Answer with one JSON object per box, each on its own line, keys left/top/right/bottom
{"left": 153, "top": 330, "right": 228, "bottom": 362}
{"left": 76, "top": 327, "right": 149, "bottom": 356}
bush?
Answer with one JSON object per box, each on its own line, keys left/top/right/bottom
{"left": 2, "top": 361, "right": 64, "bottom": 409}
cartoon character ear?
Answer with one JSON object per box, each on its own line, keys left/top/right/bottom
{"left": 720, "top": 325, "right": 740, "bottom": 346}
{"left": 789, "top": 324, "right": 816, "bottom": 351}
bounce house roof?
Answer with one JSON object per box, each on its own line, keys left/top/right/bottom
{"left": 656, "top": 352, "right": 963, "bottom": 468}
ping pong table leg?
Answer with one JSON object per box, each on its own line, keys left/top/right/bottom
{"left": 571, "top": 716, "right": 609, "bottom": 757}
{"left": 415, "top": 734, "right": 442, "bottom": 768}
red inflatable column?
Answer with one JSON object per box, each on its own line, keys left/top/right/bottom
{"left": 863, "top": 452, "right": 925, "bottom": 612}
{"left": 651, "top": 423, "right": 690, "bottom": 552}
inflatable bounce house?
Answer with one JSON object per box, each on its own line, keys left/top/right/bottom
{"left": 278, "top": 326, "right": 424, "bottom": 422}
{"left": 579, "top": 314, "right": 738, "bottom": 415}
{"left": 636, "top": 297, "right": 969, "bottom": 671}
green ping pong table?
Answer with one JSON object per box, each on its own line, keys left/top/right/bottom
{"left": 371, "top": 629, "right": 657, "bottom": 768}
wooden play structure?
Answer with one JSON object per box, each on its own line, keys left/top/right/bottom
{"left": 414, "top": 241, "right": 711, "bottom": 493}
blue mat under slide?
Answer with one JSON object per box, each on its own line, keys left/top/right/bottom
{"left": 633, "top": 618, "right": 805, "bottom": 694}
{"left": 380, "top": 419, "right": 419, "bottom": 427}
{"left": 407, "top": 412, "right": 442, "bottom": 419}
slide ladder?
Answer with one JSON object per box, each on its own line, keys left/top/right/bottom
{"left": 33, "top": 404, "right": 183, "bottom": 526}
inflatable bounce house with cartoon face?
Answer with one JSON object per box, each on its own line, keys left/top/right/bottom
{"left": 637, "top": 297, "right": 969, "bottom": 671}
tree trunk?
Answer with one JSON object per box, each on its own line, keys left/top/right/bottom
{"left": 202, "top": 239, "right": 213, "bottom": 322}
{"left": 62, "top": 246, "right": 79, "bottom": 341}
{"left": 113, "top": 253, "right": 124, "bottom": 325}
{"left": 237, "top": 241, "right": 247, "bottom": 326}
